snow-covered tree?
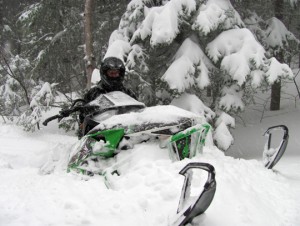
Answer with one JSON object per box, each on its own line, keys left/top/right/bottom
{"left": 0, "top": 47, "right": 56, "bottom": 131}
{"left": 242, "top": 4, "right": 300, "bottom": 110}
{"left": 0, "top": 1, "right": 131, "bottom": 133}
{"left": 17, "top": 82, "right": 57, "bottom": 131}
{"left": 104, "top": 0, "right": 294, "bottom": 150}
{"left": 16, "top": 0, "right": 130, "bottom": 93}
{"left": 232, "top": 0, "right": 300, "bottom": 110}
{"left": 17, "top": 0, "right": 86, "bottom": 93}
{"left": 0, "top": 52, "right": 32, "bottom": 116}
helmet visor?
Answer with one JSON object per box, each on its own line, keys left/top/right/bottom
{"left": 106, "top": 69, "right": 121, "bottom": 78}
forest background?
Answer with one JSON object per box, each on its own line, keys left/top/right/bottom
{"left": 0, "top": 0, "right": 299, "bottom": 151}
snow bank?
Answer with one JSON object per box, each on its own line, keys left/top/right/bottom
{"left": 0, "top": 122, "right": 299, "bottom": 226}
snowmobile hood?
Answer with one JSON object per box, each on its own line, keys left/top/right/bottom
{"left": 89, "top": 105, "right": 205, "bottom": 134}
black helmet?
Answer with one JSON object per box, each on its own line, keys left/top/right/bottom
{"left": 100, "top": 57, "right": 125, "bottom": 89}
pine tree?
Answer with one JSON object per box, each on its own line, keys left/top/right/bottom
{"left": 234, "top": 0, "right": 300, "bottom": 110}
{"left": 105, "top": 0, "right": 294, "bottom": 150}
{"left": 17, "top": 0, "right": 85, "bottom": 93}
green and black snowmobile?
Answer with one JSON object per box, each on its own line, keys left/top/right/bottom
{"left": 43, "top": 91, "right": 212, "bottom": 173}
{"left": 43, "top": 91, "right": 217, "bottom": 225}
{"left": 43, "top": 91, "right": 289, "bottom": 225}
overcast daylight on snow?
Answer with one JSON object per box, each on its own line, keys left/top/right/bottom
{"left": 0, "top": 0, "right": 299, "bottom": 225}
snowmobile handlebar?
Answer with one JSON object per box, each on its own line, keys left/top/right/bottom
{"left": 42, "top": 114, "right": 64, "bottom": 126}
{"left": 42, "top": 105, "right": 85, "bottom": 126}
{"left": 42, "top": 99, "right": 88, "bottom": 126}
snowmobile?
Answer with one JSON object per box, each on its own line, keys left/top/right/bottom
{"left": 43, "top": 91, "right": 212, "bottom": 173}
{"left": 43, "top": 91, "right": 289, "bottom": 225}
{"left": 43, "top": 91, "right": 216, "bottom": 225}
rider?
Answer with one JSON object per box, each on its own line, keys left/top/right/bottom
{"left": 58, "top": 57, "right": 136, "bottom": 138}
{"left": 76, "top": 57, "right": 136, "bottom": 137}
{"left": 83, "top": 56, "right": 136, "bottom": 102}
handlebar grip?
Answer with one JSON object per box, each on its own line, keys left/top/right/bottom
{"left": 42, "top": 115, "right": 63, "bottom": 126}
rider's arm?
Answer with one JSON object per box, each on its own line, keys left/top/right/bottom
{"left": 83, "top": 86, "right": 102, "bottom": 103}
{"left": 124, "top": 87, "right": 137, "bottom": 100}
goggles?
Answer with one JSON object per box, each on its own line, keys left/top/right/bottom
{"left": 106, "top": 69, "right": 120, "bottom": 78}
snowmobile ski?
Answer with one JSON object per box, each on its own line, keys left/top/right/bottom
{"left": 172, "top": 162, "right": 216, "bottom": 226}
{"left": 263, "top": 125, "right": 289, "bottom": 169}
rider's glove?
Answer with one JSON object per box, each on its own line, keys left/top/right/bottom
{"left": 59, "top": 109, "right": 72, "bottom": 117}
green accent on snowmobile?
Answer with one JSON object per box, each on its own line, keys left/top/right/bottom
{"left": 91, "top": 128, "right": 125, "bottom": 156}
{"left": 67, "top": 128, "right": 125, "bottom": 174}
{"left": 168, "top": 123, "right": 211, "bottom": 161}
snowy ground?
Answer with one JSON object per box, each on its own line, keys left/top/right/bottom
{"left": 1, "top": 87, "right": 300, "bottom": 226}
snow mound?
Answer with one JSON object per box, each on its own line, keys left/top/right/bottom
{"left": 0, "top": 123, "right": 299, "bottom": 226}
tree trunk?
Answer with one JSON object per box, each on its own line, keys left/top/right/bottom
{"left": 0, "top": 0, "right": 3, "bottom": 26}
{"left": 270, "top": 0, "right": 284, "bottom": 111}
{"left": 206, "top": 86, "right": 212, "bottom": 97}
{"left": 84, "top": 0, "right": 95, "bottom": 89}
{"left": 270, "top": 80, "right": 281, "bottom": 110}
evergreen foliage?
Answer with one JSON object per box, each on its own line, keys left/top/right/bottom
{"left": 0, "top": 1, "right": 298, "bottom": 147}
{"left": 104, "top": 0, "right": 296, "bottom": 150}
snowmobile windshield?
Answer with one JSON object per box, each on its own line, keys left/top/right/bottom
{"left": 86, "top": 91, "right": 145, "bottom": 112}
{"left": 83, "top": 91, "right": 146, "bottom": 126}
{"left": 93, "top": 109, "right": 118, "bottom": 122}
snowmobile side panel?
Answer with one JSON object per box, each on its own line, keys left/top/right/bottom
{"left": 263, "top": 125, "right": 289, "bottom": 169}
{"left": 168, "top": 124, "right": 211, "bottom": 161}
{"left": 91, "top": 129, "right": 125, "bottom": 155}
{"left": 67, "top": 128, "right": 125, "bottom": 174}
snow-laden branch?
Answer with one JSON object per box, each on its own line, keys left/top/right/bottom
{"left": 192, "top": 0, "right": 244, "bottom": 35}
{"left": 131, "top": 0, "right": 196, "bottom": 46}
{"left": 207, "top": 28, "right": 266, "bottom": 85}
{"left": 163, "top": 37, "right": 212, "bottom": 92}
{"left": 219, "top": 85, "right": 245, "bottom": 112}
{"left": 171, "top": 93, "right": 216, "bottom": 120}
{"left": 265, "top": 58, "right": 294, "bottom": 84}
{"left": 265, "top": 17, "right": 299, "bottom": 50}
{"left": 30, "top": 82, "right": 55, "bottom": 108}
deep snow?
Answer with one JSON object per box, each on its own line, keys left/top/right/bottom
{"left": 1, "top": 72, "right": 300, "bottom": 226}
{"left": 0, "top": 96, "right": 300, "bottom": 226}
